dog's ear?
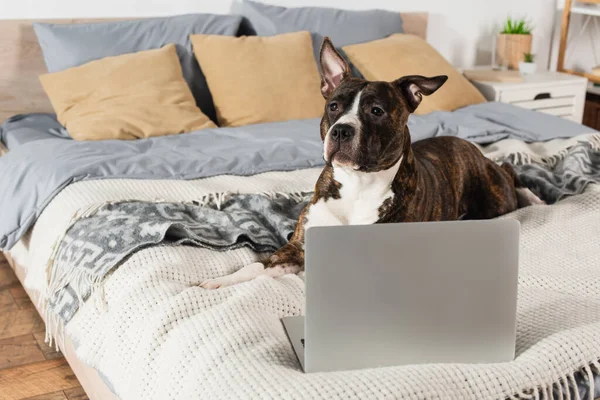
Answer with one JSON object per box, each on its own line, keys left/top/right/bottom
{"left": 319, "top": 37, "right": 350, "bottom": 99}
{"left": 393, "top": 75, "right": 448, "bottom": 111}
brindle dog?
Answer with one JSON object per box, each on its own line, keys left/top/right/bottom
{"left": 200, "top": 37, "right": 542, "bottom": 289}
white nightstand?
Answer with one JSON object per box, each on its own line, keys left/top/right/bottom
{"left": 468, "top": 71, "right": 588, "bottom": 124}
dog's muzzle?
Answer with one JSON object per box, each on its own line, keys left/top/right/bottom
{"left": 325, "top": 123, "right": 356, "bottom": 164}
{"left": 330, "top": 123, "right": 355, "bottom": 142}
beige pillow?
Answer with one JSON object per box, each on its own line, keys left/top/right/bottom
{"left": 39, "top": 44, "right": 216, "bottom": 140}
{"left": 190, "top": 31, "right": 324, "bottom": 127}
{"left": 342, "top": 34, "right": 486, "bottom": 115}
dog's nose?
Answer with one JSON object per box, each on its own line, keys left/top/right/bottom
{"left": 331, "top": 124, "right": 355, "bottom": 141}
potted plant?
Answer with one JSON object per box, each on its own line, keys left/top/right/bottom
{"left": 497, "top": 17, "right": 533, "bottom": 70}
{"left": 519, "top": 53, "right": 536, "bottom": 75}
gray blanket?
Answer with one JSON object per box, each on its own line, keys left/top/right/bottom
{"left": 48, "top": 142, "right": 600, "bottom": 328}
{"left": 49, "top": 193, "right": 311, "bottom": 323}
{"left": 0, "top": 102, "right": 596, "bottom": 250}
{"left": 514, "top": 142, "right": 600, "bottom": 203}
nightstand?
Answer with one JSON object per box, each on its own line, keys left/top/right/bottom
{"left": 467, "top": 71, "right": 588, "bottom": 124}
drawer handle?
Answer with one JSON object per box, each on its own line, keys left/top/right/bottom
{"left": 534, "top": 92, "right": 551, "bottom": 100}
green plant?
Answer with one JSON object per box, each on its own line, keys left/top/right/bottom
{"left": 523, "top": 53, "right": 535, "bottom": 63}
{"left": 501, "top": 17, "right": 533, "bottom": 34}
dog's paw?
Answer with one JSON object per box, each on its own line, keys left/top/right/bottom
{"left": 199, "top": 262, "right": 266, "bottom": 290}
{"left": 199, "top": 276, "right": 231, "bottom": 290}
{"left": 517, "top": 187, "right": 545, "bottom": 206}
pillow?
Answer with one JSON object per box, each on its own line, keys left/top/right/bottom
{"left": 39, "top": 44, "right": 216, "bottom": 141}
{"left": 33, "top": 14, "right": 244, "bottom": 124}
{"left": 190, "top": 31, "right": 324, "bottom": 127}
{"left": 237, "top": 0, "right": 403, "bottom": 47}
{"left": 236, "top": 1, "right": 404, "bottom": 79}
{"left": 342, "top": 34, "right": 486, "bottom": 115}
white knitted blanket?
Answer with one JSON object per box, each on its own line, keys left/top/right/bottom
{"left": 11, "top": 134, "right": 600, "bottom": 400}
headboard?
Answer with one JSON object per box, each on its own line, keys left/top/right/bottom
{"left": 0, "top": 13, "right": 428, "bottom": 123}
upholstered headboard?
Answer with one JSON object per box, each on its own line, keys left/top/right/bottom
{"left": 0, "top": 13, "right": 428, "bottom": 123}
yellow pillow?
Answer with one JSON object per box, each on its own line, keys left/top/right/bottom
{"left": 39, "top": 44, "right": 216, "bottom": 140}
{"left": 342, "top": 34, "right": 486, "bottom": 115}
{"left": 190, "top": 31, "right": 324, "bottom": 127}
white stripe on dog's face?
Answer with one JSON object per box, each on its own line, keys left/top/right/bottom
{"left": 332, "top": 89, "right": 363, "bottom": 128}
{"left": 323, "top": 90, "right": 363, "bottom": 162}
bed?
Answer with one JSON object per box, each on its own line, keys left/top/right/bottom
{"left": 1, "top": 9, "right": 600, "bottom": 400}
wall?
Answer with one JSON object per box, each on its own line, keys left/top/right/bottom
{"left": 0, "top": 0, "right": 558, "bottom": 69}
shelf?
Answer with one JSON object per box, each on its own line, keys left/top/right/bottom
{"left": 562, "top": 68, "right": 600, "bottom": 84}
{"left": 571, "top": 4, "right": 600, "bottom": 16}
{"left": 557, "top": 0, "right": 600, "bottom": 75}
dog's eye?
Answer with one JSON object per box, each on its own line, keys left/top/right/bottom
{"left": 329, "top": 103, "right": 338, "bottom": 112}
{"left": 371, "top": 107, "right": 384, "bottom": 116}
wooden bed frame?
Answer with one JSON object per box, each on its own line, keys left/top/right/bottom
{"left": 0, "top": 12, "right": 428, "bottom": 400}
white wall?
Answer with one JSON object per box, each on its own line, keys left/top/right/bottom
{"left": 0, "top": 0, "right": 558, "bottom": 69}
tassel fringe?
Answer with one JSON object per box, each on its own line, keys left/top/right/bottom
{"left": 506, "top": 358, "right": 600, "bottom": 400}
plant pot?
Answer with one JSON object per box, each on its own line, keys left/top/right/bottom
{"left": 518, "top": 61, "right": 536, "bottom": 75}
{"left": 497, "top": 33, "right": 532, "bottom": 70}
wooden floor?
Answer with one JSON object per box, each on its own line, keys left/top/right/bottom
{"left": 0, "top": 255, "right": 88, "bottom": 400}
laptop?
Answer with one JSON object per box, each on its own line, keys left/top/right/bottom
{"left": 282, "top": 219, "right": 520, "bottom": 373}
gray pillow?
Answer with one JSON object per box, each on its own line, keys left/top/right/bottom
{"left": 237, "top": 0, "right": 403, "bottom": 47}
{"left": 33, "top": 14, "right": 244, "bottom": 124}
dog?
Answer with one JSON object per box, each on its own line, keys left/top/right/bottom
{"left": 199, "top": 37, "right": 543, "bottom": 289}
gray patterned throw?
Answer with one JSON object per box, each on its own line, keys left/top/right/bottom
{"left": 512, "top": 142, "right": 600, "bottom": 204}
{"left": 46, "top": 192, "right": 311, "bottom": 333}
{"left": 45, "top": 142, "right": 600, "bottom": 342}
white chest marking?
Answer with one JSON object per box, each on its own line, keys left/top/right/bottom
{"left": 304, "top": 157, "right": 402, "bottom": 229}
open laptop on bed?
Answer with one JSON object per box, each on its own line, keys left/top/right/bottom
{"left": 282, "top": 219, "right": 520, "bottom": 373}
